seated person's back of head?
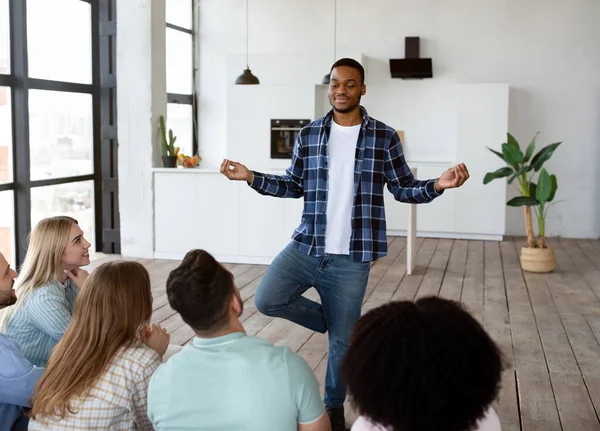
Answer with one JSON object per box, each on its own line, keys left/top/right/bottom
{"left": 147, "top": 249, "right": 331, "bottom": 431}
{"left": 342, "top": 296, "right": 504, "bottom": 431}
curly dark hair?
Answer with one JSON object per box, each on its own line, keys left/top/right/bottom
{"left": 342, "top": 296, "right": 503, "bottom": 431}
{"left": 166, "top": 249, "right": 236, "bottom": 333}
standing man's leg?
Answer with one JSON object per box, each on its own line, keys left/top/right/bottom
{"left": 315, "top": 254, "right": 370, "bottom": 428}
{"left": 255, "top": 242, "right": 327, "bottom": 334}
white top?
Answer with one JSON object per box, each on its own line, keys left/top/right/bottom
{"left": 351, "top": 406, "right": 502, "bottom": 431}
{"left": 29, "top": 341, "right": 160, "bottom": 431}
{"left": 325, "top": 121, "right": 361, "bottom": 255}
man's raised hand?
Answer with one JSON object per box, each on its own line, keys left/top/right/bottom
{"left": 220, "top": 159, "right": 253, "bottom": 183}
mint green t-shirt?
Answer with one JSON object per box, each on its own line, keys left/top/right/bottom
{"left": 147, "top": 332, "right": 325, "bottom": 430}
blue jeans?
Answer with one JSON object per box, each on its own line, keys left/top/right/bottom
{"left": 255, "top": 241, "right": 370, "bottom": 408}
{"left": 11, "top": 414, "right": 29, "bottom": 431}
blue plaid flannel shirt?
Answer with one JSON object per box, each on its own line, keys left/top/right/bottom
{"left": 249, "top": 106, "right": 443, "bottom": 262}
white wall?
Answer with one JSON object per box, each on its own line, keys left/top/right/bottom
{"left": 117, "top": 0, "right": 167, "bottom": 257}
{"left": 197, "top": 0, "right": 600, "bottom": 239}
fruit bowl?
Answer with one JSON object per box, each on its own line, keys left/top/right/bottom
{"left": 177, "top": 153, "right": 201, "bottom": 168}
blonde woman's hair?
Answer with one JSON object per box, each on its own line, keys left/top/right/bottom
{"left": 31, "top": 260, "right": 153, "bottom": 421}
{"left": 0, "top": 216, "right": 78, "bottom": 331}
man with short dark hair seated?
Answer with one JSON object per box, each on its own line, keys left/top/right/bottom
{"left": 147, "top": 249, "right": 331, "bottom": 431}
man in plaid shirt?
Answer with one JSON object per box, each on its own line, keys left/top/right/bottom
{"left": 221, "top": 58, "right": 469, "bottom": 430}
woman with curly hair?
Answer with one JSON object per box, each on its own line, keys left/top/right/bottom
{"left": 342, "top": 296, "right": 503, "bottom": 431}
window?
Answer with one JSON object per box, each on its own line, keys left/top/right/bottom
{"left": 29, "top": 90, "right": 93, "bottom": 181}
{"left": 166, "top": 0, "right": 193, "bottom": 30}
{"left": 27, "top": 0, "right": 92, "bottom": 84}
{"left": 166, "top": 0, "right": 196, "bottom": 158}
{"left": 30, "top": 180, "right": 96, "bottom": 252}
{"left": 166, "top": 28, "right": 193, "bottom": 95}
{"left": 0, "top": 0, "right": 118, "bottom": 265}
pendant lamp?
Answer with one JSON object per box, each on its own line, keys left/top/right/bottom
{"left": 321, "top": 0, "right": 337, "bottom": 85}
{"left": 235, "top": 0, "right": 259, "bottom": 85}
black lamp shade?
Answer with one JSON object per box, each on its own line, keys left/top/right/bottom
{"left": 321, "top": 73, "right": 330, "bottom": 85}
{"left": 235, "top": 68, "right": 260, "bottom": 85}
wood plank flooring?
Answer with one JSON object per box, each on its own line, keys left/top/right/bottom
{"left": 89, "top": 237, "right": 600, "bottom": 430}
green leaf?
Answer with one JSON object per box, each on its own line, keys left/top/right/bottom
{"left": 530, "top": 142, "right": 562, "bottom": 171}
{"left": 507, "top": 196, "right": 539, "bottom": 207}
{"left": 507, "top": 133, "right": 520, "bottom": 149}
{"left": 483, "top": 167, "right": 514, "bottom": 184}
{"left": 547, "top": 174, "right": 558, "bottom": 202}
{"left": 528, "top": 182, "right": 537, "bottom": 198}
{"left": 536, "top": 168, "right": 552, "bottom": 204}
{"left": 507, "top": 166, "right": 529, "bottom": 184}
{"left": 486, "top": 147, "right": 506, "bottom": 162}
{"left": 502, "top": 142, "right": 524, "bottom": 167}
{"left": 524, "top": 132, "right": 539, "bottom": 162}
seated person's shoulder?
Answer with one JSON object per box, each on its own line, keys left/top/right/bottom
{"left": 0, "top": 334, "right": 36, "bottom": 377}
{"left": 476, "top": 406, "right": 502, "bottom": 431}
{"left": 351, "top": 416, "right": 390, "bottom": 431}
{"left": 226, "top": 336, "right": 314, "bottom": 382}
{"left": 246, "top": 336, "right": 307, "bottom": 369}
{"left": 116, "top": 341, "right": 161, "bottom": 372}
{"left": 30, "top": 281, "right": 63, "bottom": 299}
{"left": 0, "top": 333, "right": 23, "bottom": 365}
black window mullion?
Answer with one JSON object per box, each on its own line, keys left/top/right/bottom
{"left": 98, "top": 0, "right": 119, "bottom": 254}
{"left": 0, "top": 183, "right": 15, "bottom": 193}
{"left": 166, "top": 23, "right": 192, "bottom": 34}
{"left": 27, "top": 78, "right": 93, "bottom": 94}
{"left": 167, "top": 93, "right": 193, "bottom": 105}
{"left": 9, "top": 0, "right": 31, "bottom": 264}
{"left": 92, "top": 0, "right": 102, "bottom": 254}
{"left": 0, "top": 74, "right": 13, "bottom": 86}
{"left": 192, "top": 93, "right": 198, "bottom": 155}
{"left": 30, "top": 174, "right": 95, "bottom": 188}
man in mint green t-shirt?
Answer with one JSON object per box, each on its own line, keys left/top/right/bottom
{"left": 147, "top": 249, "right": 331, "bottom": 431}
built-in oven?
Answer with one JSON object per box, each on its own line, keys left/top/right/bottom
{"left": 270, "top": 119, "right": 311, "bottom": 159}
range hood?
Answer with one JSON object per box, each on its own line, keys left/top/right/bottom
{"left": 389, "top": 37, "right": 433, "bottom": 79}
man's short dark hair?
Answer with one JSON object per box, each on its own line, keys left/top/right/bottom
{"left": 330, "top": 58, "right": 365, "bottom": 84}
{"left": 166, "top": 249, "right": 235, "bottom": 332}
{"left": 342, "top": 296, "right": 504, "bottom": 431}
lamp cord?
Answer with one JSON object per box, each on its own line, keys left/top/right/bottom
{"left": 333, "top": 0, "right": 336, "bottom": 61}
{"left": 245, "top": 0, "right": 249, "bottom": 68}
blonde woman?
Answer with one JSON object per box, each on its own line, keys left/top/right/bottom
{"left": 0, "top": 216, "right": 91, "bottom": 367}
{"left": 29, "top": 260, "right": 170, "bottom": 430}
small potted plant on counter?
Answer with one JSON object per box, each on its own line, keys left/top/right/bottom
{"left": 483, "top": 132, "right": 561, "bottom": 273}
{"left": 159, "top": 114, "right": 179, "bottom": 167}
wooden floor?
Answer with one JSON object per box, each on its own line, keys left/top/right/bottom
{"left": 92, "top": 237, "right": 600, "bottom": 430}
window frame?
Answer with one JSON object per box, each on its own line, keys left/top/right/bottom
{"left": 166, "top": 1, "right": 198, "bottom": 156}
{"left": 0, "top": 0, "right": 120, "bottom": 264}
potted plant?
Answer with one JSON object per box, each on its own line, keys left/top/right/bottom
{"left": 159, "top": 115, "right": 179, "bottom": 167}
{"left": 483, "top": 132, "right": 561, "bottom": 273}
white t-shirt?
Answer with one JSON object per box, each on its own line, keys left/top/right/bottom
{"left": 325, "top": 120, "right": 361, "bottom": 255}
{"left": 351, "top": 406, "right": 502, "bottom": 431}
